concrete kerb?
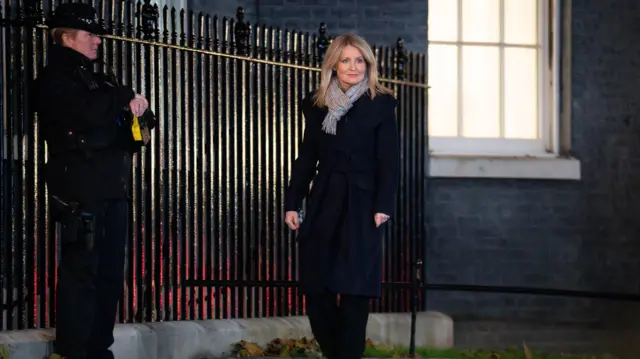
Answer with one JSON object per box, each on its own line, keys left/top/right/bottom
{"left": 0, "top": 311, "right": 453, "bottom": 359}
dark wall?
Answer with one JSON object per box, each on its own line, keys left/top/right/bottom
{"left": 425, "top": 0, "right": 640, "bottom": 324}
{"left": 188, "top": 0, "right": 427, "bottom": 52}
{"left": 189, "top": 0, "right": 640, "bottom": 353}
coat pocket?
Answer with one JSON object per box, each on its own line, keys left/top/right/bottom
{"left": 352, "top": 174, "right": 375, "bottom": 192}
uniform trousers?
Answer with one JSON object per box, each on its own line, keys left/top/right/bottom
{"left": 54, "top": 199, "right": 128, "bottom": 359}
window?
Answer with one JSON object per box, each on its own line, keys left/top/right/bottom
{"left": 151, "top": 0, "right": 189, "bottom": 35}
{"left": 151, "top": 0, "right": 187, "bottom": 11}
{"left": 428, "top": 0, "right": 560, "bottom": 158}
{"left": 151, "top": 0, "right": 187, "bottom": 32}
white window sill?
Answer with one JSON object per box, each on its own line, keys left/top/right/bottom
{"left": 429, "top": 154, "right": 581, "bottom": 180}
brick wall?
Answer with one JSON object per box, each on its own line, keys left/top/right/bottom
{"left": 188, "top": 0, "right": 427, "bottom": 52}
{"left": 424, "top": 0, "right": 640, "bottom": 324}
{"left": 189, "top": 0, "right": 640, "bottom": 354}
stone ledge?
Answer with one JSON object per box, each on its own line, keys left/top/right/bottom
{"left": 0, "top": 312, "right": 453, "bottom": 359}
{"left": 429, "top": 155, "right": 581, "bottom": 180}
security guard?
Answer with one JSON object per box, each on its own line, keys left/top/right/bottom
{"left": 33, "top": 3, "right": 157, "bottom": 359}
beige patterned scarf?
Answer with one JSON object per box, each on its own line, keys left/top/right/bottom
{"left": 321, "top": 76, "right": 369, "bottom": 135}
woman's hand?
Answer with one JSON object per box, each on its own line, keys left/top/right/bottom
{"left": 285, "top": 211, "right": 300, "bottom": 230}
{"left": 374, "top": 213, "right": 390, "bottom": 227}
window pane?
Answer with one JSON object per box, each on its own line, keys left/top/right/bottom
{"left": 462, "top": 0, "right": 500, "bottom": 43}
{"left": 504, "top": 48, "right": 538, "bottom": 139}
{"left": 461, "top": 46, "right": 500, "bottom": 138}
{"left": 504, "top": 0, "right": 538, "bottom": 45}
{"left": 428, "top": 0, "right": 458, "bottom": 42}
{"left": 428, "top": 44, "right": 458, "bottom": 137}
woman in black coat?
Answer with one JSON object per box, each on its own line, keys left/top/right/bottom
{"left": 284, "top": 33, "right": 400, "bottom": 359}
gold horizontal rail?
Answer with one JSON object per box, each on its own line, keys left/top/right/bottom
{"left": 34, "top": 24, "right": 427, "bottom": 88}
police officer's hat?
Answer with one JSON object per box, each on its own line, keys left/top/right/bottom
{"left": 47, "top": 2, "right": 106, "bottom": 35}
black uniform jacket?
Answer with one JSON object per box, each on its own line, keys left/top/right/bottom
{"left": 33, "top": 44, "right": 156, "bottom": 202}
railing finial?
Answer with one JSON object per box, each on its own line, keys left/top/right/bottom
{"left": 396, "top": 37, "right": 408, "bottom": 80}
{"left": 316, "top": 22, "right": 329, "bottom": 65}
{"left": 234, "top": 6, "right": 250, "bottom": 56}
{"left": 140, "top": 0, "right": 158, "bottom": 41}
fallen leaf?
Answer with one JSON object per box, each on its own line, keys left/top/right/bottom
{"left": 279, "top": 344, "right": 290, "bottom": 357}
{"left": 235, "top": 340, "right": 264, "bottom": 357}
{"left": 523, "top": 341, "right": 533, "bottom": 359}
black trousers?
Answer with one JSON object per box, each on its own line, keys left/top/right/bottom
{"left": 54, "top": 199, "right": 129, "bottom": 359}
{"left": 306, "top": 289, "right": 371, "bottom": 359}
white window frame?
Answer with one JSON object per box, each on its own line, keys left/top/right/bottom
{"left": 427, "top": 0, "right": 580, "bottom": 180}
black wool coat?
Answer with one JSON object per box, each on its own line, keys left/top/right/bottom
{"left": 284, "top": 90, "right": 400, "bottom": 298}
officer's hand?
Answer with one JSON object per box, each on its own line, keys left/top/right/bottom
{"left": 285, "top": 211, "right": 300, "bottom": 230}
{"left": 129, "top": 94, "right": 149, "bottom": 117}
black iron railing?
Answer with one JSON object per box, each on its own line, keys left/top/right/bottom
{"left": 0, "top": 0, "right": 427, "bottom": 330}
{"left": 3, "top": 3, "right": 640, "bottom": 357}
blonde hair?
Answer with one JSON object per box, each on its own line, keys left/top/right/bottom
{"left": 50, "top": 28, "right": 79, "bottom": 45}
{"left": 313, "top": 33, "right": 393, "bottom": 107}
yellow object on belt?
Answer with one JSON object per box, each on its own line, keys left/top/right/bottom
{"left": 131, "top": 115, "right": 142, "bottom": 141}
